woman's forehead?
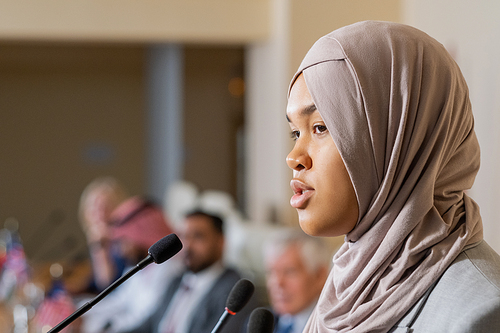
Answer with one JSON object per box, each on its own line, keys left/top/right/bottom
{"left": 287, "top": 74, "right": 317, "bottom": 120}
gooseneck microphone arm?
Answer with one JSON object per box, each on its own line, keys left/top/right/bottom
{"left": 48, "top": 255, "right": 152, "bottom": 333}
{"left": 48, "top": 233, "right": 183, "bottom": 333}
{"left": 210, "top": 307, "right": 234, "bottom": 333}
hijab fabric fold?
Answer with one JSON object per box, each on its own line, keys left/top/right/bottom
{"left": 291, "top": 21, "right": 483, "bottom": 333}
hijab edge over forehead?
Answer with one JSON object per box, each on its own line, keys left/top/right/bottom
{"left": 288, "top": 36, "right": 347, "bottom": 97}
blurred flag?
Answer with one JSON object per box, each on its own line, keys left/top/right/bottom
{"left": 0, "top": 240, "right": 7, "bottom": 273}
{"left": 0, "top": 223, "right": 30, "bottom": 302}
{"left": 33, "top": 279, "right": 76, "bottom": 333}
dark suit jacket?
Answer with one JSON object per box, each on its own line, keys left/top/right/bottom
{"left": 125, "top": 267, "right": 252, "bottom": 333}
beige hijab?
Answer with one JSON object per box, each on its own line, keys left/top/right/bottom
{"left": 290, "top": 21, "right": 483, "bottom": 332}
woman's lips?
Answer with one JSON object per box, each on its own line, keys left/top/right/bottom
{"left": 290, "top": 179, "right": 314, "bottom": 209}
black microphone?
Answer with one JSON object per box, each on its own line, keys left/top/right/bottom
{"left": 247, "top": 307, "right": 275, "bottom": 333}
{"left": 210, "top": 278, "right": 255, "bottom": 333}
{"left": 48, "top": 233, "right": 183, "bottom": 333}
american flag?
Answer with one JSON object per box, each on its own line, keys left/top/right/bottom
{"left": 0, "top": 230, "right": 30, "bottom": 302}
{"left": 33, "top": 280, "right": 76, "bottom": 333}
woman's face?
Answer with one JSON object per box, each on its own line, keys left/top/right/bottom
{"left": 286, "top": 74, "right": 359, "bottom": 237}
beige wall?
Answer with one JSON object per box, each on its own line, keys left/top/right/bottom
{"left": 0, "top": 43, "right": 146, "bottom": 261}
{"left": 183, "top": 46, "right": 245, "bottom": 204}
{"left": 0, "top": 0, "right": 269, "bottom": 43}
{"left": 290, "top": 0, "right": 401, "bottom": 76}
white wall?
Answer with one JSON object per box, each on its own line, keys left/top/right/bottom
{"left": 403, "top": 0, "right": 500, "bottom": 252}
{"left": 245, "top": 0, "right": 292, "bottom": 224}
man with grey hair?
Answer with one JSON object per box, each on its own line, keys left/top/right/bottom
{"left": 263, "top": 228, "right": 332, "bottom": 333}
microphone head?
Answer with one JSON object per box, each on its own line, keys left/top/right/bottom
{"left": 148, "top": 233, "right": 183, "bottom": 264}
{"left": 226, "top": 278, "right": 255, "bottom": 313}
{"left": 247, "top": 307, "right": 274, "bottom": 333}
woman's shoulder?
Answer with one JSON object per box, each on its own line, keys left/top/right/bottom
{"left": 392, "top": 240, "right": 500, "bottom": 332}
{"left": 447, "top": 240, "right": 500, "bottom": 293}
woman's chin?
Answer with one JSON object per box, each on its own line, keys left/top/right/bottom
{"left": 298, "top": 216, "right": 328, "bottom": 237}
{"left": 298, "top": 214, "right": 349, "bottom": 238}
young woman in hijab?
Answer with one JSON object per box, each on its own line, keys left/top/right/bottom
{"left": 286, "top": 21, "right": 500, "bottom": 333}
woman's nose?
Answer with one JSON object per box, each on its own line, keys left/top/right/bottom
{"left": 286, "top": 142, "right": 311, "bottom": 171}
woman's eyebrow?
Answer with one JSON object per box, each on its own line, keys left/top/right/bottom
{"left": 303, "top": 103, "right": 317, "bottom": 115}
{"left": 286, "top": 103, "right": 317, "bottom": 122}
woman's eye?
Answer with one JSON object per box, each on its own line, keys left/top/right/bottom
{"left": 290, "top": 130, "right": 300, "bottom": 141}
{"left": 313, "top": 124, "right": 328, "bottom": 134}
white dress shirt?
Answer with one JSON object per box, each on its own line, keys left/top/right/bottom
{"left": 158, "top": 261, "right": 225, "bottom": 333}
{"left": 81, "top": 257, "right": 183, "bottom": 333}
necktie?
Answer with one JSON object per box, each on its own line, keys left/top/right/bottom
{"left": 161, "top": 278, "right": 193, "bottom": 333}
{"left": 276, "top": 319, "right": 294, "bottom": 333}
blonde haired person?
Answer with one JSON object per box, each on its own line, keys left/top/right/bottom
{"left": 79, "top": 177, "right": 128, "bottom": 291}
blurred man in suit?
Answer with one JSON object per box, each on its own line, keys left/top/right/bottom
{"left": 263, "top": 229, "right": 331, "bottom": 333}
{"left": 124, "top": 210, "right": 252, "bottom": 333}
